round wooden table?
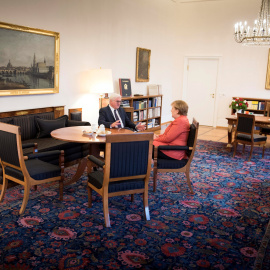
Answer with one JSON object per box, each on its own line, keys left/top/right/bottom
{"left": 51, "top": 126, "right": 134, "bottom": 186}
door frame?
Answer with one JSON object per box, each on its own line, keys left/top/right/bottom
{"left": 182, "top": 56, "right": 222, "bottom": 127}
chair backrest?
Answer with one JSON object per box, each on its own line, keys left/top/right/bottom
{"left": 0, "top": 122, "right": 28, "bottom": 181}
{"left": 104, "top": 133, "right": 153, "bottom": 181}
{"left": 236, "top": 114, "right": 255, "bottom": 135}
{"left": 186, "top": 118, "right": 199, "bottom": 158}
{"left": 68, "top": 108, "right": 82, "bottom": 121}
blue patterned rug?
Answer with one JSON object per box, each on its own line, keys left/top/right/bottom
{"left": 0, "top": 140, "right": 270, "bottom": 270}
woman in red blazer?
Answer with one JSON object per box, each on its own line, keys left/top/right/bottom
{"left": 153, "top": 100, "right": 190, "bottom": 160}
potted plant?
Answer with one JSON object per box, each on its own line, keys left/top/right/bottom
{"left": 229, "top": 98, "right": 248, "bottom": 114}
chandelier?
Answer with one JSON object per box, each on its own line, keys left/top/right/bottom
{"left": 234, "top": 0, "right": 270, "bottom": 46}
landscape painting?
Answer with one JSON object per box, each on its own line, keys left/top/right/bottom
{"left": 0, "top": 22, "right": 59, "bottom": 96}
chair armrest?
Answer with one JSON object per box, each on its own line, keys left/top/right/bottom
{"left": 22, "top": 143, "right": 38, "bottom": 154}
{"left": 87, "top": 155, "right": 105, "bottom": 168}
{"left": 26, "top": 150, "right": 63, "bottom": 160}
{"left": 157, "top": 145, "right": 191, "bottom": 151}
{"left": 67, "top": 120, "right": 90, "bottom": 127}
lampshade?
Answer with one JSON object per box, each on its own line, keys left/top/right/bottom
{"left": 86, "top": 69, "right": 114, "bottom": 94}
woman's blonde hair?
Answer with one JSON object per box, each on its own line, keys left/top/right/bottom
{"left": 171, "top": 100, "right": 188, "bottom": 116}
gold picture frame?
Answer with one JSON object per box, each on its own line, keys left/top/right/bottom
{"left": 136, "top": 47, "right": 151, "bottom": 82}
{"left": 0, "top": 21, "right": 59, "bottom": 96}
{"left": 266, "top": 49, "right": 270, "bottom": 90}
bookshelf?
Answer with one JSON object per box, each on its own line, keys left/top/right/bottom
{"left": 100, "top": 95, "right": 163, "bottom": 131}
{"left": 231, "top": 97, "right": 270, "bottom": 116}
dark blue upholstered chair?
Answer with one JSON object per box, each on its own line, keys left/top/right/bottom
{"left": 0, "top": 122, "right": 65, "bottom": 214}
{"left": 68, "top": 108, "right": 82, "bottom": 121}
{"left": 260, "top": 102, "right": 270, "bottom": 136}
{"left": 86, "top": 132, "right": 153, "bottom": 227}
{"left": 233, "top": 114, "right": 267, "bottom": 161}
{"left": 153, "top": 118, "right": 199, "bottom": 194}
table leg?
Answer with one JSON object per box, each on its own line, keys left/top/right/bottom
{"left": 64, "top": 157, "right": 87, "bottom": 186}
{"left": 227, "top": 124, "right": 233, "bottom": 149}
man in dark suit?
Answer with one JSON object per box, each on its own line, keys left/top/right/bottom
{"left": 98, "top": 93, "right": 146, "bottom": 131}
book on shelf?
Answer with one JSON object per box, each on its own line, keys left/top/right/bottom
{"left": 120, "top": 100, "right": 130, "bottom": 107}
{"left": 133, "top": 111, "right": 139, "bottom": 122}
{"left": 119, "top": 78, "right": 132, "bottom": 97}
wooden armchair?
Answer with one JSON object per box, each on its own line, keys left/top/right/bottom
{"left": 153, "top": 118, "right": 199, "bottom": 193}
{"left": 86, "top": 132, "right": 153, "bottom": 227}
{"left": 0, "top": 122, "right": 65, "bottom": 214}
{"left": 233, "top": 114, "right": 267, "bottom": 161}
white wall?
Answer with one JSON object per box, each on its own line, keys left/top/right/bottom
{"left": 0, "top": 0, "right": 269, "bottom": 127}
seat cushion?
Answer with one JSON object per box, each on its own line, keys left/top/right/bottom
{"left": 88, "top": 171, "right": 145, "bottom": 192}
{"left": 157, "top": 158, "right": 188, "bottom": 169}
{"left": 25, "top": 159, "right": 61, "bottom": 180}
{"left": 237, "top": 134, "right": 267, "bottom": 142}
{"left": 35, "top": 115, "right": 68, "bottom": 138}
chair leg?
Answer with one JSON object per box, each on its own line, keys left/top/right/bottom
{"left": 248, "top": 145, "right": 254, "bottom": 161}
{"left": 262, "top": 145, "right": 266, "bottom": 159}
{"left": 103, "top": 196, "right": 110, "bottom": 227}
{"left": 153, "top": 167, "right": 158, "bottom": 192}
{"left": 131, "top": 194, "right": 134, "bottom": 202}
{"left": 233, "top": 142, "right": 238, "bottom": 157}
{"left": 19, "top": 185, "right": 30, "bottom": 215}
{"left": 185, "top": 170, "right": 194, "bottom": 194}
{"left": 143, "top": 192, "right": 150, "bottom": 221}
{"left": 0, "top": 176, "right": 8, "bottom": 202}
{"left": 242, "top": 144, "right": 245, "bottom": 153}
{"left": 87, "top": 185, "right": 92, "bottom": 208}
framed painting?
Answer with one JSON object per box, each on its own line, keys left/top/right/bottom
{"left": 266, "top": 49, "right": 270, "bottom": 90}
{"left": 0, "top": 21, "right": 59, "bottom": 96}
{"left": 136, "top": 47, "right": 151, "bottom": 82}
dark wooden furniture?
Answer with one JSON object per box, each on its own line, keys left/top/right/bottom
{"left": 0, "top": 122, "right": 64, "bottom": 214}
{"left": 100, "top": 95, "right": 162, "bottom": 131}
{"left": 226, "top": 115, "right": 270, "bottom": 147}
{"left": 86, "top": 132, "right": 154, "bottom": 227}
{"left": 152, "top": 118, "right": 199, "bottom": 193}
{"left": 51, "top": 126, "right": 134, "bottom": 186}
{"left": 233, "top": 114, "right": 267, "bottom": 161}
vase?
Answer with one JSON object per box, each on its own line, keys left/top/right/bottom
{"left": 236, "top": 109, "right": 243, "bottom": 114}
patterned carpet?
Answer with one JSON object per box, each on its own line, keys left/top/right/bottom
{"left": 0, "top": 140, "right": 270, "bottom": 270}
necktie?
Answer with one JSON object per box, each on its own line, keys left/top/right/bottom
{"left": 114, "top": 110, "right": 120, "bottom": 128}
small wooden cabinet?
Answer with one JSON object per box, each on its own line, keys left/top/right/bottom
{"left": 231, "top": 97, "right": 270, "bottom": 116}
{"left": 100, "top": 95, "right": 162, "bottom": 131}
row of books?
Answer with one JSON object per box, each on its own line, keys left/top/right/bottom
{"left": 121, "top": 100, "right": 130, "bottom": 107}
{"left": 133, "top": 110, "right": 147, "bottom": 121}
{"left": 246, "top": 101, "right": 265, "bottom": 110}
{"left": 148, "top": 107, "right": 160, "bottom": 118}
{"left": 149, "top": 97, "right": 161, "bottom": 108}
{"left": 133, "top": 100, "right": 147, "bottom": 110}
{"left": 147, "top": 119, "right": 160, "bottom": 129}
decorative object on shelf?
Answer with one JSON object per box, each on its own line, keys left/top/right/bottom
{"left": 0, "top": 21, "right": 60, "bottom": 96}
{"left": 119, "top": 78, "right": 131, "bottom": 97}
{"left": 136, "top": 47, "right": 151, "bottom": 82}
{"left": 229, "top": 98, "right": 248, "bottom": 112}
{"left": 234, "top": 0, "right": 270, "bottom": 46}
{"left": 147, "top": 84, "right": 159, "bottom": 95}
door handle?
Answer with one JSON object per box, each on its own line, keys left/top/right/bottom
{"left": 211, "top": 93, "right": 215, "bottom": 98}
